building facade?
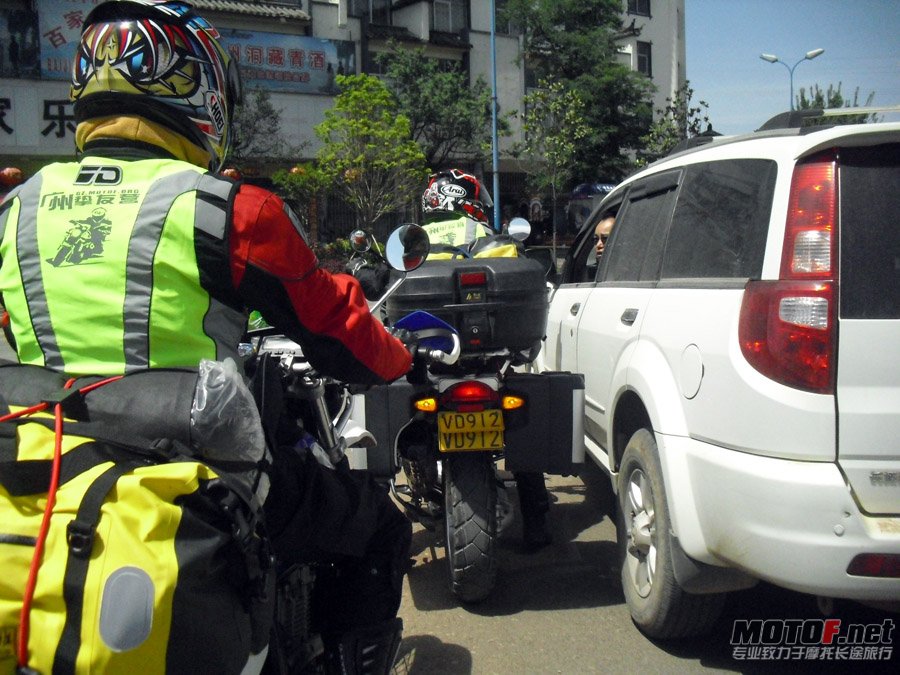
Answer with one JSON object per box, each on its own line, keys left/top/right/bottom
{"left": 1, "top": 0, "right": 684, "bottom": 198}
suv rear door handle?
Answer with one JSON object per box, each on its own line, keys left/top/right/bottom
{"left": 621, "top": 308, "right": 639, "bottom": 326}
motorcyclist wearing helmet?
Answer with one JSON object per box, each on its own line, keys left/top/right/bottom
{"left": 421, "top": 168, "right": 496, "bottom": 258}
{"left": 0, "top": 1, "right": 411, "bottom": 671}
{"left": 422, "top": 169, "right": 531, "bottom": 260}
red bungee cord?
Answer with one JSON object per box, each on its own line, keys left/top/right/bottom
{"left": 5, "top": 375, "right": 122, "bottom": 670}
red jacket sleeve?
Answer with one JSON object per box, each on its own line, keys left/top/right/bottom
{"left": 228, "top": 184, "right": 411, "bottom": 384}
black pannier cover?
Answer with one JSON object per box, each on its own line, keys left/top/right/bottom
{"left": 504, "top": 371, "right": 585, "bottom": 476}
{"left": 385, "top": 257, "right": 549, "bottom": 354}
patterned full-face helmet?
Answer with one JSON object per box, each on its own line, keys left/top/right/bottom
{"left": 70, "top": 0, "right": 242, "bottom": 171}
{"left": 422, "top": 169, "right": 494, "bottom": 226}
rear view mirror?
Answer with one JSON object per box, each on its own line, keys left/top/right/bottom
{"left": 349, "top": 229, "right": 372, "bottom": 253}
{"left": 508, "top": 217, "right": 531, "bottom": 241}
{"left": 386, "top": 224, "right": 430, "bottom": 271}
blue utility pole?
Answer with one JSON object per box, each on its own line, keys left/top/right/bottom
{"left": 490, "top": 0, "right": 501, "bottom": 231}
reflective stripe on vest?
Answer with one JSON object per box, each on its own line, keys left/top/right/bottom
{"left": 0, "top": 159, "right": 243, "bottom": 375}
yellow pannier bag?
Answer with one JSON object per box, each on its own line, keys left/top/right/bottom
{"left": 0, "top": 370, "right": 272, "bottom": 675}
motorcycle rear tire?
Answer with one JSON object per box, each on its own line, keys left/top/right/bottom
{"left": 443, "top": 454, "right": 497, "bottom": 603}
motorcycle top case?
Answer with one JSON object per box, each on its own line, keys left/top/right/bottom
{"left": 0, "top": 364, "right": 272, "bottom": 675}
{"left": 384, "top": 257, "right": 549, "bottom": 356}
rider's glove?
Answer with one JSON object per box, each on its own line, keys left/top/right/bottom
{"left": 385, "top": 326, "right": 419, "bottom": 357}
{"left": 386, "top": 326, "right": 431, "bottom": 383}
{"left": 345, "top": 258, "right": 390, "bottom": 300}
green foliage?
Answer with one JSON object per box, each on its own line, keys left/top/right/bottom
{"left": 231, "top": 88, "right": 305, "bottom": 165}
{"left": 520, "top": 80, "right": 590, "bottom": 199}
{"left": 796, "top": 82, "right": 877, "bottom": 125}
{"left": 503, "top": 0, "right": 655, "bottom": 182}
{"left": 377, "top": 43, "right": 507, "bottom": 169}
{"left": 314, "top": 74, "right": 429, "bottom": 231}
{"left": 637, "top": 81, "right": 710, "bottom": 167}
{"left": 271, "top": 162, "right": 328, "bottom": 230}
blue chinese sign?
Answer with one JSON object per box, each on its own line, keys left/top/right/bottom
{"left": 219, "top": 30, "right": 356, "bottom": 95}
{"left": 30, "top": 0, "right": 357, "bottom": 94}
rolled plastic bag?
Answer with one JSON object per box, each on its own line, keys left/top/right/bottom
{"left": 191, "top": 358, "right": 270, "bottom": 503}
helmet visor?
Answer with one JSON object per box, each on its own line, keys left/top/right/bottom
{"left": 478, "top": 180, "right": 493, "bottom": 210}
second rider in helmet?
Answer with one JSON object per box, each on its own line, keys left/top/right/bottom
{"left": 421, "top": 169, "right": 496, "bottom": 257}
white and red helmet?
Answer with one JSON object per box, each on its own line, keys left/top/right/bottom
{"left": 422, "top": 169, "right": 494, "bottom": 226}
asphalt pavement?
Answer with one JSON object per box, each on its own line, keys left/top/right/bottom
{"left": 393, "top": 463, "right": 898, "bottom": 674}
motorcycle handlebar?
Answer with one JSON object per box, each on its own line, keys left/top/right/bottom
{"left": 415, "top": 332, "right": 461, "bottom": 366}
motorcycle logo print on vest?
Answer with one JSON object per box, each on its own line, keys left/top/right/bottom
{"left": 47, "top": 208, "right": 113, "bottom": 267}
{"left": 74, "top": 165, "right": 123, "bottom": 186}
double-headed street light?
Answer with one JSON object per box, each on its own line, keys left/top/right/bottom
{"left": 759, "top": 48, "right": 825, "bottom": 110}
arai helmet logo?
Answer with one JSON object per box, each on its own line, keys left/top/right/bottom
{"left": 440, "top": 184, "right": 467, "bottom": 198}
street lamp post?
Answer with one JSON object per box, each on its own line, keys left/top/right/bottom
{"left": 759, "top": 48, "right": 825, "bottom": 110}
{"left": 490, "top": 0, "right": 501, "bottom": 232}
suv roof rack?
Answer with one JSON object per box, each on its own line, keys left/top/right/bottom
{"left": 758, "top": 105, "right": 900, "bottom": 131}
{"left": 666, "top": 125, "right": 723, "bottom": 156}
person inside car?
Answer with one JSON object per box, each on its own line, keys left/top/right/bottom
{"left": 594, "top": 214, "right": 615, "bottom": 257}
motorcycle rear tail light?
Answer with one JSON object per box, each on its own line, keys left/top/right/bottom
{"left": 846, "top": 553, "right": 900, "bottom": 578}
{"left": 459, "top": 271, "right": 487, "bottom": 286}
{"left": 440, "top": 381, "right": 498, "bottom": 412}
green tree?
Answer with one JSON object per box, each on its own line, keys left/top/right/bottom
{"left": 231, "top": 87, "right": 305, "bottom": 167}
{"left": 271, "top": 162, "right": 329, "bottom": 238}
{"left": 503, "top": 0, "right": 655, "bottom": 181}
{"left": 520, "top": 80, "right": 590, "bottom": 251}
{"left": 796, "top": 82, "right": 877, "bottom": 125}
{"left": 314, "top": 74, "right": 429, "bottom": 233}
{"left": 377, "top": 43, "right": 505, "bottom": 169}
{"left": 637, "top": 80, "right": 711, "bottom": 167}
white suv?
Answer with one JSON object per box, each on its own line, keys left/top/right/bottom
{"left": 536, "top": 109, "right": 900, "bottom": 638}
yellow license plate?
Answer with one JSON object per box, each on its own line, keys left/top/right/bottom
{"left": 438, "top": 410, "right": 505, "bottom": 452}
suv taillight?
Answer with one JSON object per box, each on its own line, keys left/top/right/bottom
{"left": 739, "top": 152, "right": 838, "bottom": 394}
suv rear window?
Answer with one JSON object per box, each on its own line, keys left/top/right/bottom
{"left": 661, "top": 159, "right": 776, "bottom": 279}
{"left": 840, "top": 143, "right": 900, "bottom": 319}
